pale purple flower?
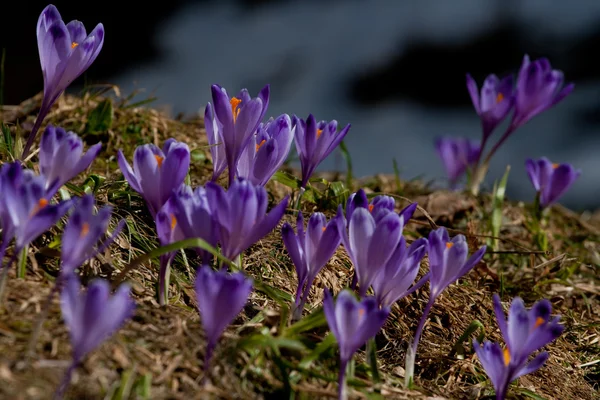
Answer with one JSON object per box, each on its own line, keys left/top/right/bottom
{"left": 345, "top": 189, "right": 395, "bottom": 222}
{"left": 23, "top": 4, "right": 104, "bottom": 159}
{"left": 323, "top": 289, "right": 389, "bottom": 400}
{"left": 435, "top": 137, "right": 481, "bottom": 185}
{"left": 473, "top": 295, "right": 564, "bottom": 399}
{"left": 511, "top": 55, "right": 574, "bottom": 131}
{"left": 466, "top": 73, "right": 515, "bottom": 141}
{"left": 117, "top": 138, "right": 190, "bottom": 217}
{"left": 61, "top": 194, "right": 123, "bottom": 276}
{"left": 208, "top": 84, "right": 270, "bottom": 185}
{"left": 205, "top": 103, "right": 227, "bottom": 181}
{"left": 282, "top": 210, "right": 342, "bottom": 320}
{"left": 195, "top": 266, "right": 252, "bottom": 380}
{"left": 237, "top": 114, "right": 294, "bottom": 186}
{"left": 206, "top": 179, "right": 288, "bottom": 263}
{"left": 39, "top": 125, "right": 101, "bottom": 198}
{"left": 292, "top": 114, "right": 351, "bottom": 188}
{"left": 525, "top": 157, "right": 581, "bottom": 208}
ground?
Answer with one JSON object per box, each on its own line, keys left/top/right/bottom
{"left": 0, "top": 89, "right": 598, "bottom": 400}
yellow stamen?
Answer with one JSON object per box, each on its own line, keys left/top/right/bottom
{"left": 368, "top": 204, "right": 374, "bottom": 213}
{"left": 230, "top": 97, "right": 242, "bottom": 123}
{"left": 71, "top": 42, "right": 79, "bottom": 49}
{"left": 80, "top": 222, "right": 90, "bottom": 238}
{"left": 31, "top": 198, "right": 49, "bottom": 216}
{"left": 496, "top": 93, "right": 504, "bottom": 103}
{"left": 534, "top": 316, "right": 545, "bottom": 328}
{"left": 552, "top": 163, "right": 559, "bottom": 169}
{"left": 155, "top": 155, "right": 164, "bottom": 168}
{"left": 503, "top": 348, "right": 511, "bottom": 366}
{"left": 317, "top": 129, "right": 323, "bottom": 138}
{"left": 256, "top": 139, "right": 266, "bottom": 152}
{"left": 170, "top": 214, "right": 177, "bottom": 230}
{"left": 446, "top": 242, "right": 453, "bottom": 249}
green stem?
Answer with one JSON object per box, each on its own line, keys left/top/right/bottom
{"left": 367, "top": 337, "right": 380, "bottom": 383}
{"left": 17, "top": 246, "right": 28, "bottom": 279}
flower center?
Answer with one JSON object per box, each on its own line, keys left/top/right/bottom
{"left": 446, "top": 242, "right": 453, "bottom": 249}
{"left": 80, "top": 222, "right": 90, "bottom": 238}
{"left": 256, "top": 139, "right": 266, "bottom": 152}
{"left": 317, "top": 129, "right": 323, "bottom": 138}
{"left": 503, "top": 347, "right": 510, "bottom": 366}
{"left": 31, "top": 198, "right": 49, "bottom": 216}
{"left": 170, "top": 214, "right": 177, "bottom": 230}
{"left": 155, "top": 155, "right": 164, "bottom": 168}
{"left": 534, "top": 316, "right": 545, "bottom": 328}
{"left": 552, "top": 163, "right": 559, "bottom": 169}
{"left": 368, "top": 204, "right": 374, "bottom": 213}
{"left": 71, "top": 42, "right": 79, "bottom": 49}
{"left": 322, "top": 226, "right": 327, "bottom": 232}
{"left": 230, "top": 97, "right": 242, "bottom": 123}
{"left": 496, "top": 93, "right": 504, "bottom": 103}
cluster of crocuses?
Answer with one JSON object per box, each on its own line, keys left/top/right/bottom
{"left": 436, "top": 56, "right": 581, "bottom": 210}
{"left": 3, "top": 3, "right": 567, "bottom": 400}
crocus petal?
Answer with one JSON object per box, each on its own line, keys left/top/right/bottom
{"left": 117, "top": 150, "right": 142, "bottom": 193}
{"left": 512, "top": 352, "right": 549, "bottom": 381}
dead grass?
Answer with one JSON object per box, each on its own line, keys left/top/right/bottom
{"left": 0, "top": 91, "right": 598, "bottom": 400}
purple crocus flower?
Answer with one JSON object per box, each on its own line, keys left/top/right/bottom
{"left": 473, "top": 295, "right": 564, "bottom": 400}
{"left": 525, "top": 157, "right": 581, "bottom": 209}
{"left": 323, "top": 289, "right": 390, "bottom": 400}
{"left": 39, "top": 125, "right": 102, "bottom": 198}
{"left": 0, "top": 162, "right": 71, "bottom": 265}
{"left": 466, "top": 73, "right": 515, "bottom": 141}
{"left": 511, "top": 55, "right": 574, "bottom": 131}
{"left": 371, "top": 237, "right": 428, "bottom": 308}
{"left": 435, "top": 137, "right": 481, "bottom": 185}
{"left": 61, "top": 194, "right": 123, "bottom": 276}
{"left": 170, "top": 185, "right": 219, "bottom": 264}
{"left": 22, "top": 5, "right": 104, "bottom": 159}
{"left": 208, "top": 84, "right": 270, "bottom": 185}
{"left": 345, "top": 189, "right": 396, "bottom": 222}
{"left": 292, "top": 114, "right": 351, "bottom": 188}
{"left": 117, "top": 138, "right": 190, "bottom": 217}
{"left": 405, "top": 227, "right": 486, "bottom": 386}
{"left": 237, "top": 114, "right": 294, "bottom": 186}
{"left": 206, "top": 179, "right": 288, "bottom": 263}
{"left": 205, "top": 103, "right": 227, "bottom": 181}
{"left": 282, "top": 210, "right": 342, "bottom": 320}
{"left": 195, "top": 265, "right": 252, "bottom": 381}
{"left": 57, "top": 275, "right": 134, "bottom": 398}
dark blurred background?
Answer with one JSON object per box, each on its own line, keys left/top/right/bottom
{"left": 2, "top": 0, "right": 600, "bottom": 210}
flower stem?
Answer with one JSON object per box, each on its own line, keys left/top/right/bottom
{"left": 158, "top": 257, "right": 171, "bottom": 306}
{"left": 21, "top": 103, "right": 49, "bottom": 161}
{"left": 338, "top": 359, "right": 348, "bottom": 400}
{"left": 366, "top": 337, "right": 380, "bottom": 383}
{"left": 54, "top": 361, "right": 77, "bottom": 400}
{"left": 294, "top": 187, "right": 306, "bottom": 215}
{"left": 202, "top": 341, "right": 215, "bottom": 385}
{"left": 405, "top": 298, "right": 435, "bottom": 387}
{"left": 17, "top": 246, "right": 28, "bottom": 279}
{"left": 0, "top": 247, "right": 22, "bottom": 304}
{"left": 27, "top": 276, "right": 63, "bottom": 358}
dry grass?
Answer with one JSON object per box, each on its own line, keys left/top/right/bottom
{"left": 0, "top": 90, "right": 598, "bottom": 400}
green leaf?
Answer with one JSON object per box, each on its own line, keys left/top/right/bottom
{"left": 272, "top": 171, "right": 300, "bottom": 189}
{"left": 448, "top": 319, "right": 485, "bottom": 359}
{"left": 86, "top": 98, "right": 114, "bottom": 134}
{"left": 283, "top": 307, "right": 327, "bottom": 336}
{"left": 339, "top": 140, "right": 353, "bottom": 189}
{"left": 491, "top": 165, "right": 510, "bottom": 250}
{"left": 298, "top": 333, "right": 336, "bottom": 369}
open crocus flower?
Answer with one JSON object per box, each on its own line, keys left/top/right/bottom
{"left": 435, "top": 137, "right": 481, "bottom": 186}
{"left": 473, "top": 295, "right": 564, "bottom": 400}
{"left": 525, "top": 157, "right": 581, "bottom": 209}
{"left": 57, "top": 275, "right": 134, "bottom": 398}
{"left": 345, "top": 189, "right": 394, "bottom": 222}
{"left": 206, "top": 179, "right": 288, "bottom": 263}
{"left": 292, "top": 114, "right": 351, "bottom": 188}
{"left": 0, "top": 162, "right": 72, "bottom": 264}
{"left": 208, "top": 84, "right": 270, "bottom": 185}
{"left": 237, "top": 114, "right": 294, "bottom": 186}
{"left": 466, "top": 73, "right": 515, "bottom": 141}
{"left": 22, "top": 4, "right": 104, "bottom": 159}
{"left": 511, "top": 55, "right": 574, "bottom": 131}
{"left": 323, "top": 289, "right": 390, "bottom": 400}
{"left": 371, "top": 237, "right": 428, "bottom": 308}
{"left": 195, "top": 266, "right": 253, "bottom": 382}
{"left": 61, "top": 194, "right": 122, "bottom": 276}
{"left": 405, "top": 227, "right": 486, "bottom": 386}
{"left": 117, "top": 138, "right": 190, "bottom": 217}
{"left": 39, "top": 125, "right": 102, "bottom": 198}
{"left": 282, "top": 210, "right": 342, "bottom": 320}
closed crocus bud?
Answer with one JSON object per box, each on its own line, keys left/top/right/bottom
{"left": 435, "top": 137, "right": 481, "bottom": 186}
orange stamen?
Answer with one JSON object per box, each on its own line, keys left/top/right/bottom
{"left": 496, "top": 93, "right": 504, "bottom": 103}
{"left": 552, "top": 163, "right": 559, "bottom": 169}
{"left": 358, "top": 308, "right": 365, "bottom": 318}
{"left": 170, "top": 214, "right": 177, "bottom": 230}
{"left": 255, "top": 139, "right": 266, "bottom": 152}
{"left": 31, "top": 198, "right": 49, "bottom": 216}
{"left": 534, "top": 316, "right": 545, "bottom": 328}
{"left": 155, "top": 155, "right": 164, "bottom": 168}
{"left": 368, "top": 204, "right": 374, "bottom": 213}
{"left": 322, "top": 226, "right": 327, "bottom": 232}
{"left": 317, "top": 129, "right": 323, "bottom": 138}
{"left": 230, "top": 97, "right": 242, "bottom": 123}
{"left": 446, "top": 242, "right": 454, "bottom": 249}
{"left": 80, "top": 222, "right": 90, "bottom": 237}
{"left": 503, "top": 348, "right": 511, "bottom": 366}
{"left": 71, "top": 42, "right": 79, "bottom": 49}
